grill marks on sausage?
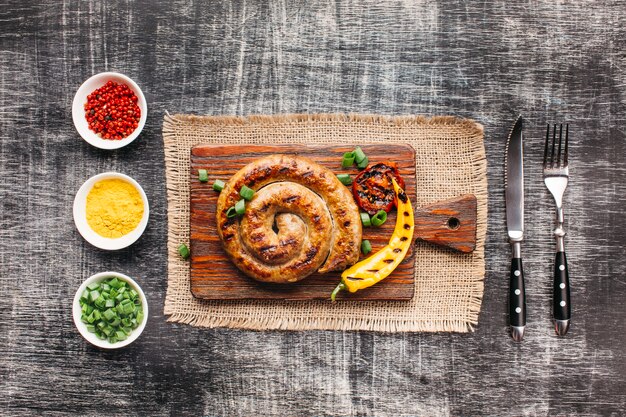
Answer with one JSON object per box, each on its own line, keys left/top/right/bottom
{"left": 282, "top": 194, "right": 300, "bottom": 204}
{"left": 260, "top": 245, "right": 277, "bottom": 253}
{"left": 280, "top": 237, "right": 297, "bottom": 247}
{"left": 243, "top": 165, "right": 274, "bottom": 186}
{"left": 249, "top": 233, "right": 265, "bottom": 243}
{"left": 290, "top": 246, "right": 319, "bottom": 269}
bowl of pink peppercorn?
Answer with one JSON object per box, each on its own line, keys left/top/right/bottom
{"left": 72, "top": 72, "right": 147, "bottom": 150}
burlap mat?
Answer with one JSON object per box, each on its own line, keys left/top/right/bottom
{"left": 163, "top": 114, "right": 487, "bottom": 332}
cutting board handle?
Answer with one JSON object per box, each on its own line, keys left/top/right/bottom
{"left": 414, "top": 194, "right": 477, "bottom": 253}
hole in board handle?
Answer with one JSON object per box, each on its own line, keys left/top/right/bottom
{"left": 447, "top": 217, "right": 460, "bottom": 230}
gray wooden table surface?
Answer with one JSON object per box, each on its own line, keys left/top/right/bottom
{"left": 1, "top": 1, "right": 625, "bottom": 416}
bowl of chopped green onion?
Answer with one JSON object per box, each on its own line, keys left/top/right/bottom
{"left": 73, "top": 271, "right": 148, "bottom": 349}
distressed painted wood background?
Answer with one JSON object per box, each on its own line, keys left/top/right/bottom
{"left": 1, "top": 1, "right": 625, "bottom": 415}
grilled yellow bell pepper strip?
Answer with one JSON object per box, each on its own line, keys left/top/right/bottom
{"left": 331, "top": 179, "right": 414, "bottom": 301}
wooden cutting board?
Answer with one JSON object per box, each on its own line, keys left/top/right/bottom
{"left": 189, "top": 144, "right": 417, "bottom": 301}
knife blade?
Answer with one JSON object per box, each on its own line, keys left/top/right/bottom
{"left": 505, "top": 115, "right": 526, "bottom": 342}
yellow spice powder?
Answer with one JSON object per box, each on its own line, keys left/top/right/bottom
{"left": 86, "top": 178, "right": 144, "bottom": 238}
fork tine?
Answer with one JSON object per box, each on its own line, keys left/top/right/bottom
{"left": 550, "top": 124, "right": 557, "bottom": 167}
{"left": 543, "top": 123, "right": 550, "bottom": 168}
{"left": 564, "top": 123, "right": 569, "bottom": 166}
{"left": 557, "top": 124, "right": 563, "bottom": 167}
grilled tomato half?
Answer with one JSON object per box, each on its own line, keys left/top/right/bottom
{"left": 352, "top": 161, "right": 405, "bottom": 215}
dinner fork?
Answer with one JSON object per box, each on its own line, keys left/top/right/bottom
{"left": 543, "top": 124, "right": 571, "bottom": 336}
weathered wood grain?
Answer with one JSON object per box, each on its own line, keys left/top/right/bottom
{"left": 190, "top": 144, "right": 417, "bottom": 300}
{"left": 415, "top": 194, "right": 477, "bottom": 253}
{"left": 1, "top": 0, "right": 626, "bottom": 416}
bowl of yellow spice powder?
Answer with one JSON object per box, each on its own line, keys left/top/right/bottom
{"left": 74, "top": 172, "right": 149, "bottom": 250}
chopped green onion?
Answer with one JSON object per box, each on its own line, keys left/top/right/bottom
{"left": 342, "top": 151, "right": 355, "bottom": 168}
{"left": 88, "top": 290, "right": 100, "bottom": 303}
{"left": 354, "top": 147, "right": 367, "bottom": 164}
{"left": 240, "top": 185, "right": 255, "bottom": 201}
{"left": 86, "top": 312, "right": 96, "bottom": 324}
{"left": 94, "top": 295, "right": 106, "bottom": 309}
{"left": 357, "top": 156, "right": 369, "bottom": 169}
{"left": 123, "top": 302, "right": 135, "bottom": 315}
{"left": 226, "top": 207, "right": 237, "bottom": 218}
{"left": 178, "top": 243, "right": 190, "bottom": 260}
{"left": 108, "top": 277, "right": 121, "bottom": 289}
{"left": 336, "top": 174, "right": 352, "bottom": 186}
{"left": 371, "top": 210, "right": 388, "bottom": 227}
{"left": 103, "top": 308, "right": 116, "bottom": 321}
{"left": 361, "top": 240, "right": 372, "bottom": 255}
{"left": 360, "top": 212, "right": 371, "bottom": 227}
{"left": 235, "top": 199, "right": 246, "bottom": 216}
{"left": 78, "top": 276, "right": 144, "bottom": 345}
{"left": 198, "top": 169, "right": 208, "bottom": 182}
{"left": 213, "top": 179, "right": 225, "bottom": 192}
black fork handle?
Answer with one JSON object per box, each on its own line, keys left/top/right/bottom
{"left": 553, "top": 251, "right": 571, "bottom": 335}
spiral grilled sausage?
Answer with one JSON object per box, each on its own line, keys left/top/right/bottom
{"left": 216, "top": 154, "right": 362, "bottom": 283}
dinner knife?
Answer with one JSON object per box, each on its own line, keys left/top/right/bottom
{"left": 505, "top": 116, "right": 526, "bottom": 342}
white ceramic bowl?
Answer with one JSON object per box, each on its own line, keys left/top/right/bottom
{"left": 72, "top": 72, "right": 147, "bottom": 150}
{"left": 73, "top": 271, "right": 148, "bottom": 349}
{"left": 73, "top": 172, "right": 149, "bottom": 250}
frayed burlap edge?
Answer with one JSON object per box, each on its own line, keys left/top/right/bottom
{"left": 163, "top": 113, "right": 487, "bottom": 332}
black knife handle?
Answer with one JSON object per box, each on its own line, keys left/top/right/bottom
{"left": 553, "top": 251, "right": 571, "bottom": 321}
{"left": 509, "top": 257, "right": 526, "bottom": 328}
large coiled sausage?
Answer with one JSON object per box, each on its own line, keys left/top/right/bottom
{"left": 216, "top": 154, "right": 362, "bottom": 283}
